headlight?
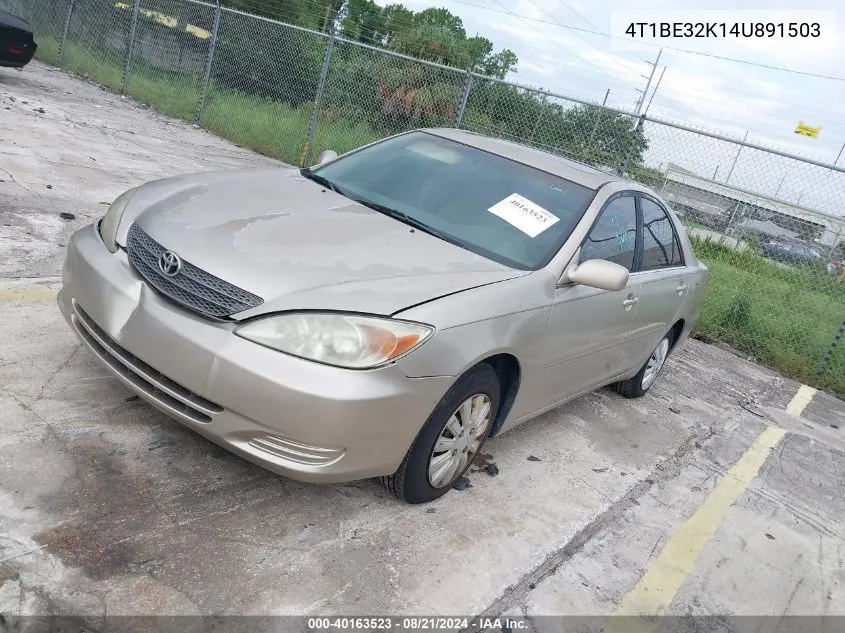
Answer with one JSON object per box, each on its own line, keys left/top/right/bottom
{"left": 99, "top": 187, "right": 139, "bottom": 252}
{"left": 234, "top": 313, "right": 434, "bottom": 369}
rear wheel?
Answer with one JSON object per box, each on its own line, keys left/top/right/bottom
{"left": 616, "top": 334, "right": 671, "bottom": 399}
{"left": 381, "top": 364, "right": 500, "bottom": 504}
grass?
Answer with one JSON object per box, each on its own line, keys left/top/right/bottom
{"left": 689, "top": 235, "right": 845, "bottom": 395}
{"left": 202, "top": 91, "right": 381, "bottom": 165}
{"left": 32, "top": 37, "right": 845, "bottom": 397}
{"left": 35, "top": 37, "right": 381, "bottom": 165}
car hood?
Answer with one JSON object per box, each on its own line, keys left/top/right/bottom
{"left": 121, "top": 167, "right": 528, "bottom": 317}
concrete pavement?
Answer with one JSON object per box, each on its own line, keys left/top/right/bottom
{"left": 1, "top": 62, "right": 843, "bottom": 630}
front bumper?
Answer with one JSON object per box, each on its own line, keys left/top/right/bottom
{"left": 58, "top": 224, "right": 454, "bottom": 483}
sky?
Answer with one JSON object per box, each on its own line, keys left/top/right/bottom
{"left": 373, "top": 0, "right": 845, "bottom": 215}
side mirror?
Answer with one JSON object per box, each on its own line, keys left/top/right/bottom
{"left": 567, "top": 259, "right": 629, "bottom": 291}
{"left": 315, "top": 149, "right": 337, "bottom": 165}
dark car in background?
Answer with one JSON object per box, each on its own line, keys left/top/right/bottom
{"left": 0, "top": 11, "right": 37, "bottom": 69}
{"left": 759, "top": 240, "right": 822, "bottom": 266}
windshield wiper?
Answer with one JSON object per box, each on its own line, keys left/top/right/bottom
{"left": 300, "top": 170, "right": 460, "bottom": 246}
{"left": 300, "top": 167, "right": 341, "bottom": 194}
{"left": 348, "top": 196, "right": 460, "bottom": 245}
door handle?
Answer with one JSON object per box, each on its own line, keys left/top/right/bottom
{"left": 622, "top": 295, "right": 639, "bottom": 310}
{"left": 676, "top": 283, "right": 688, "bottom": 295}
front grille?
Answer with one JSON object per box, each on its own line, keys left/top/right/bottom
{"left": 125, "top": 223, "right": 263, "bottom": 319}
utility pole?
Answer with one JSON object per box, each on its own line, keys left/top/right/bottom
{"left": 725, "top": 130, "right": 748, "bottom": 185}
{"left": 634, "top": 48, "right": 662, "bottom": 114}
{"left": 643, "top": 66, "right": 666, "bottom": 115}
{"left": 712, "top": 165, "right": 720, "bottom": 180}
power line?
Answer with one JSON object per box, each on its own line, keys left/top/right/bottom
{"left": 444, "top": 0, "right": 845, "bottom": 81}
{"left": 550, "top": 0, "right": 604, "bottom": 33}
{"left": 486, "top": 0, "right": 644, "bottom": 90}
{"left": 654, "top": 89, "right": 845, "bottom": 132}
{"left": 521, "top": 0, "right": 646, "bottom": 79}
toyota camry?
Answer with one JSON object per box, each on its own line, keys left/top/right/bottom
{"left": 58, "top": 128, "right": 708, "bottom": 503}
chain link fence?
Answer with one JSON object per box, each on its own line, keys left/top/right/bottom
{"left": 10, "top": 0, "right": 845, "bottom": 396}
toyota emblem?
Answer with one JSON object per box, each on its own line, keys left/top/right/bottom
{"left": 157, "top": 251, "right": 183, "bottom": 277}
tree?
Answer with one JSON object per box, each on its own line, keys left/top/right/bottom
{"left": 478, "top": 49, "right": 518, "bottom": 79}
{"left": 412, "top": 7, "right": 466, "bottom": 37}
{"left": 629, "top": 165, "right": 666, "bottom": 190}
{"left": 552, "top": 106, "right": 649, "bottom": 169}
{"left": 220, "top": 1, "right": 518, "bottom": 79}
{"left": 339, "top": 0, "right": 386, "bottom": 44}
{"left": 389, "top": 23, "right": 467, "bottom": 66}
{"left": 379, "top": 4, "right": 414, "bottom": 46}
{"left": 462, "top": 84, "right": 648, "bottom": 170}
{"left": 464, "top": 36, "right": 493, "bottom": 70}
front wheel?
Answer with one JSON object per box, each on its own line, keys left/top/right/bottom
{"left": 381, "top": 363, "right": 500, "bottom": 504}
{"left": 616, "top": 334, "right": 671, "bottom": 399}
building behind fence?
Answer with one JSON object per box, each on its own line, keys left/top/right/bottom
{"left": 5, "top": 0, "right": 845, "bottom": 396}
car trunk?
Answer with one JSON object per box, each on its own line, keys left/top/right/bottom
{"left": 0, "top": 12, "right": 37, "bottom": 68}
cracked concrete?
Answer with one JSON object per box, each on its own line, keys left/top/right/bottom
{"left": 0, "top": 61, "right": 275, "bottom": 280}
{"left": 1, "top": 61, "right": 845, "bottom": 628}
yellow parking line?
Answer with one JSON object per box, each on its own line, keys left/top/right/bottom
{"left": 609, "top": 425, "right": 787, "bottom": 624}
{"left": 0, "top": 286, "right": 58, "bottom": 303}
{"left": 785, "top": 385, "right": 816, "bottom": 418}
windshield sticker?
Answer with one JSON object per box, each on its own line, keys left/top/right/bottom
{"left": 488, "top": 193, "right": 560, "bottom": 238}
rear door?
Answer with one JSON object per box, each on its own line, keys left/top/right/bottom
{"left": 628, "top": 194, "right": 691, "bottom": 362}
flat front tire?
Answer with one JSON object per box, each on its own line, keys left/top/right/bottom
{"left": 381, "top": 363, "right": 500, "bottom": 504}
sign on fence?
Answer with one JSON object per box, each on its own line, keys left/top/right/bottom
{"left": 114, "top": 1, "right": 210, "bottom": 39}
{"left": 794, "top": 121, "right": 822, "bottom": 139}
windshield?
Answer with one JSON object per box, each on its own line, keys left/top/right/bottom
{"left": 312, "top": 131, "right": 598, "bottom": 270}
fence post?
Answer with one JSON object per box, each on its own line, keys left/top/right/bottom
{"left": 301, "top": 36, "right": 335, "bottom": 167}
{"left": 818, "top": 321, "right": 845, "bottom": 383}
{"left": 58, "top": 0, "right": 74, "bottom": 66}
{"left": 195, "top": 1, "right": 221, "bottom": 126}
{"left": 826, "top": 223, "right": 843, "bottom": 262}
{"left": 528, "top": 94, "right": 547, "bottom": 144}
{"left": 617, "top": 114, "right": 645, "bottom": 177}
{"left": 122, "top": 0, "right": 142, "bottom": 95}
{"left": 585, "top": 109, "right": 602, "bottom": 160}
{"left": 454, "top": 70, "right": 473, "bottom": 129}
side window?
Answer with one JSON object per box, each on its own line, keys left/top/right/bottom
{"left": 640, "top": 198, "right": 684, "bottom": 270}
{"left": 580, "top": 195, "right": 637, "bottom": 271}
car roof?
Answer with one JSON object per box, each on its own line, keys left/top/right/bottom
{"left": 422, "top": 128, "right": 625, "bottom": 191}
